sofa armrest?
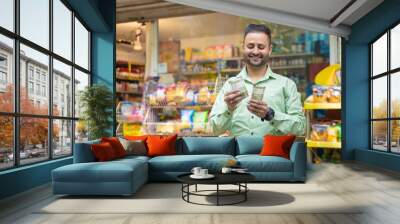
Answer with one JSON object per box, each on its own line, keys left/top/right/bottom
{"left": 289, "top": 141, "right": 306, "bottom": 182}
{"left": 73, "top": 140, "right": 100, "bottom": 163}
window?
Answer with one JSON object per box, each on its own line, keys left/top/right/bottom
{"left": 20, "top": 0, "right": 49, "bottom": 49}
{"left": 370, "top": 23, "right": 400, "bottom": 154}
{"left": 0, "top": 35, "right": 13, "bottom": 113}
{"left": 74, "top": 17, "right": 89, "bottom": 70}
{"left": 28, "top": 67, "right": 34, "bottom": 80}
{"left": 28, "top": 81, "right": 34, "bottom": 94}
{"left": 0, "top": 0, "right": 14, "bottom": 32}
{"left": 0, "top": 0, "right": 91, "bottom": 170}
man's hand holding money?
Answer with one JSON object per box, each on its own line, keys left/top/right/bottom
{"left": 247, "top": 86, "right": 269, "bottom": 118}
{"left": 224, "top": 90, "right": 245, "bottom": 112}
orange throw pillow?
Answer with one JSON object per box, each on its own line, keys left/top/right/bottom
{"left": 91, "top": 142, "right": 117, "bottom": 162}
{"left": 260, "top": 135, "right": 296, "bottom": 159}
{"left": 146, "top": 134, "right": 177, "bottom": 157}
{"left": 101, "top": 137, "right": 127, "bottom": 158}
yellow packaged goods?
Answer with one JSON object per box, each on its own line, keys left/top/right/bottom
{"left": 123, "top": 123, "right": 142, "bottom": 136}
{"left": 312, "top": 85, "right": 328, "bottom": 103}
{"left": 175, "top": 82, "right": 188, "bottom": 105}
{"left": 310, "top": 124, "right": 329, "bottom": 141}
{"left": 328, "top": 86, "right": 341, "bottom": 103}
{"left": 197, "top": 87, "right": 210, "bottom": 105}
{"left": 327, "top": 126, "right": 338, "bottom": 142}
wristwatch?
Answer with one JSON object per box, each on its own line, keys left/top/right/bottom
{"left": 261, "top": 107, "right": 275, "bottom": 122}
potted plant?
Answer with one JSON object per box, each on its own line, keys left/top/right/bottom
{"left": 79, "top": 84, "right": 113, "bottom": 140}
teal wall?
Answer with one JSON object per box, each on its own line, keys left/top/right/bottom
{"left": 0, "top": 0, "right": 116, "bottom": 200}
{"left": 344, "top": 0, "right": 400, "bottom": 171}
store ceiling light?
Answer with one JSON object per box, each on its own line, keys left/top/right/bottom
{"left": 133, "top": 23, "right": 144, "bottom": 51}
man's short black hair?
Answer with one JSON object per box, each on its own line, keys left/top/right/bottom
{"left": 244, "top": 24, "right": 272, "bottom": 44}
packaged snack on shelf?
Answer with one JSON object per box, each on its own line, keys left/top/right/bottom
{"left": 192, "top": 111, "right": 209, "bottom": 133}
{"left": 181, "top": 110, "right": 194, "bottom": 123}
{"left": 310, "top": 124, "right": 329, "bottom": 141}
{"left": 328, "top": 86, "right": 341, "bottom": 103}
{"left": 327, "top": 125, "right": 338, "bottom": 142}
{"left": 229, "top": 77, "right": 248, "bottom": 97}
{"left": 123, "top": 123, "right": 142, "bottom": 136}
{"left": 312, "top": 85, "right": 328, "bottom": 103}
{"left": 197, "top": 87, "right": 210, "bottom": 105}
{"left": 155, "top": 122, "right": 176, "bottom": 134}
{"left": 184, "top": 89, "right": 195, "bottom": 106}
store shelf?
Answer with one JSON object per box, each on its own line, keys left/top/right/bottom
{"left": 180, "top": 71, "right": 218, "bottom": 76}
{"left": 271, "top": 64, "right": 307, "bottom": 70}
{"left": 304, "top": 96, "right": 341, "bottom": 110}
{"left": 270, "top": 52, "right": 314, "bottom": 58}
{"left": 148, "top": 105, "right": 213, "bottom": 110}
{"left": 116, "top": 77, "right": 143, "bottom": 82}
{"left": 306, "top": 140, "right": 341, "bottom": 149}
{"left": 116, "top": 91, "right": 143, "bottom": 97}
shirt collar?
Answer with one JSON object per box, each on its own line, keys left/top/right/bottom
{"left": 238, "top": 65, "right": 277, "bottom": 84}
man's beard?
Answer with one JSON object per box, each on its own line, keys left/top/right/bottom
{"left": 244, "top": 54, "right": 269, "bottom": 68}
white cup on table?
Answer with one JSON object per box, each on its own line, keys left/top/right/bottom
{"left": 200, "top": 169, "right": 208, "bottom": 176}
{"left": 191, "top": 167, "right": 202, "bottom": 176}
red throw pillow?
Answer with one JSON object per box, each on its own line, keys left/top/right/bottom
{"left": 101, "top": 137, "right": 127, "bottom": 158}
{"left": 124, "top": 135, "right": 148, "bottom": 141}
{"left": 146, "top": 134, "right": 177, "bottom": 157}
{"left": 91, "top": 142, "right": 117, "bottom": 162}
{"left": 260, "top": 135, "right": 296, "bottom": 159}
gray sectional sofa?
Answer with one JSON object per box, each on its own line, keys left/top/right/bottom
{"left": 52, "top": 136, "right": 306, "bottom": 196}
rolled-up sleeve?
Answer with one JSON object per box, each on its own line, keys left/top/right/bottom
{"left": 271, "top": 79, "right": 305, "bottom": 136}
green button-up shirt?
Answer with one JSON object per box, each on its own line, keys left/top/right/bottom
{"left": 209, "top": 66, "right": 305, "bottom": 136}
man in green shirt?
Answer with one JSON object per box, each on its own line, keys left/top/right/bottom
{"left": 209, "top": 24, "right": 305, "bottom": 136}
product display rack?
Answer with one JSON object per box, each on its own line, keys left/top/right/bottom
{"left": 116, "top": 60, "right": 146, "bottom": 137}
{"left": 304, "top": 95, "right": 342, "bottom": 163}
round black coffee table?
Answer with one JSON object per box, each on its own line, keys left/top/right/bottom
{"left": 177, "top": 173, "right": 255, "bottom": 206}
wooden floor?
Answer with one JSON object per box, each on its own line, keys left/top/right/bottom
{"left": 1, "top": 162, "right": 400, "bottom": 224}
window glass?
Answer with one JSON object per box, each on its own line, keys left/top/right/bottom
{"left": 391, "top": 72, "right": 400, "bottom": 118}
{"left": 53, "top": 119, "right": 72, "bottom": 157}
{"left": 372, "top": 121, "right": 388, "bottom": 151}
{"left": 372, "top": 77, "right": 387, "bottom": 119}
{"left": 20, "top": 44, "right": 49, "bottom": 115}
{"left": 0, "top": 0, "right": 14, "bottom": 31}
{"left": 391, "top": 24, "right": 400, "bottom": 70}
{"left": 74, "top": 18, "right": 89, "bottom": 70}
{"left": 20, "top": 0, "right": 49, "bottom": 49}
{"left": 53, "top": 59, "right": 72, "bottom": 117}
{"left": 372, "top": 33, "right": 387, "bottom": 76}
{"left": 74, "top": 69, "right": 89, "bottom": 118}
{"left": 20, "top": 117, "right": 49, "bottom": 165}
{"left": 391, "top": 120, "right": 400, "bottom": 153}
{"left": 0, "top": 116, "right": 13, "bottom": 170}
{"left": 53, "top": 0, "right": 72, "bottom": 60}
{"left": 0, "top": 35, "right": 14, "bottom": 113}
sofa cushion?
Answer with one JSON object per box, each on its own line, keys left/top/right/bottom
{"left": 236, "top": 136, "right": 263, "bottom": 155}
{"left": 52, "top": 159, "right": 147, "bottom": 183}
{"left": 236, "top": 155, "right": 293, "bottom": 172}
{"left": 260, "top": 135, "right": 296, "bottom": 159}
{"left": 180, "top": 137, "right": 235, "bottom": 155}
{"left": 148, "top": 154, "right": 235, "bottom": 172}
{"left": 147, "top": 134, "right": 178, "bottom": 157}
{"left": 101, "top": 137, "right": 127, "bottom": 158}
{"left": 91, "top": 142, "right": 118, "bottom": 162}
{"left": 119, "top": 138, "right": 147, "bottom": 156}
